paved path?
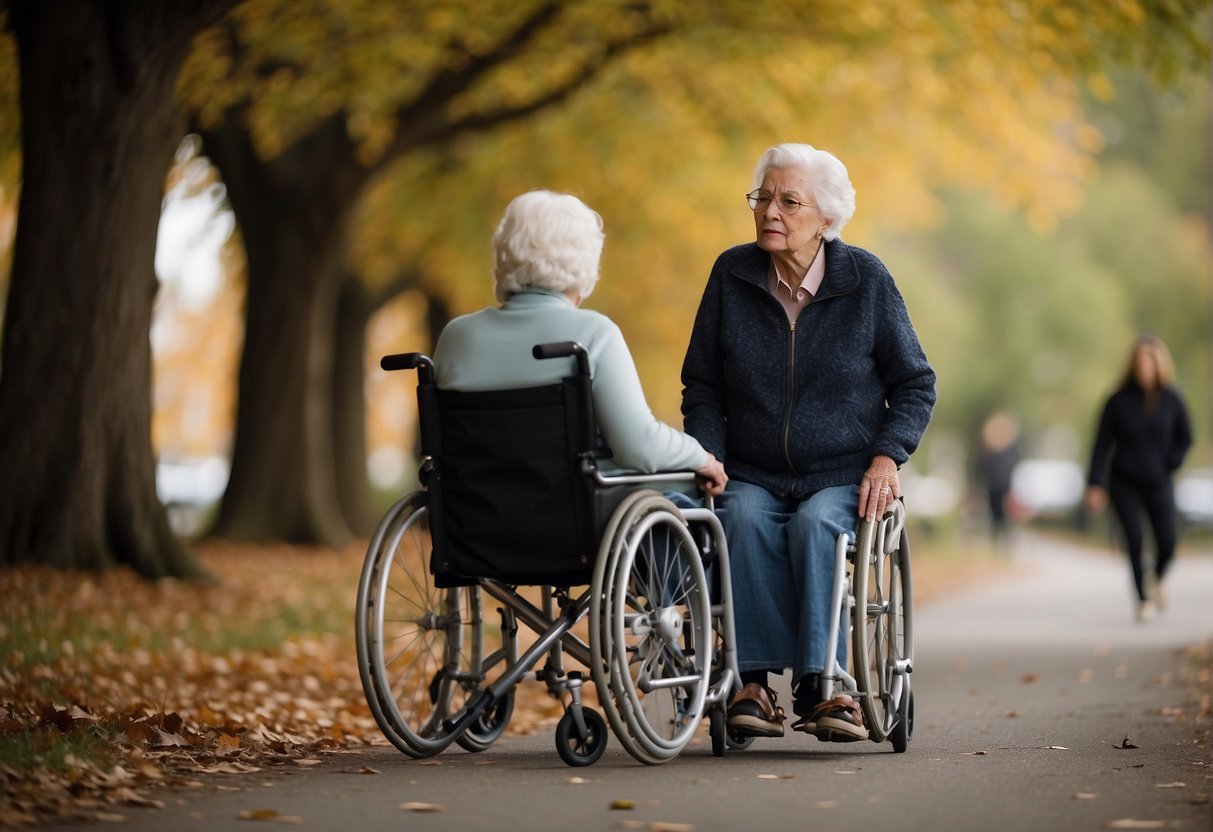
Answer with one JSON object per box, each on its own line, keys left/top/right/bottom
{"left": 55, "top": 532, "right": 1213, "bottom": 831}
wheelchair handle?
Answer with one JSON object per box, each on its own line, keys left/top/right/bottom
{"left": 381, "top": 352, "right": 435, "bottom": 383}
{"left": 533, "top": 341, "right": 590, "bottom": 376}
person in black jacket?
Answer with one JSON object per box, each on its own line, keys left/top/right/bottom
{"left": 681, "top": 143, "right": 936, "bottom": 742}
{"left": 1085, "top": 334, "right": 1193, "bottom": 623}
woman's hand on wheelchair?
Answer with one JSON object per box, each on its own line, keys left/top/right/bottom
{"left": 695, "top": 453, "right": 728, "bottom": 497}
{"left": 859, "top": 454, "right": 899, "bottom": 521}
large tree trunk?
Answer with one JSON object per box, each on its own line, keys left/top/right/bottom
{"left": 332, "top": 277, "right": 376, "bottom": 537}
{"left": 198, "top": 115, "right": 367, "bottom": 545}
{"left": 0, "top": 0, "right": 237, "bottom": 578}
{"left": 330, "top": 279, "right": 453, "bottom": 538}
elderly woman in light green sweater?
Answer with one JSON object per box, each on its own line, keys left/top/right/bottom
{"left": 433, "top": 189, "right": 727, "bottom": 495}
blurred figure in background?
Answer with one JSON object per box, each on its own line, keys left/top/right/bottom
{"left": 1085, "top": 334, "right": 1192, "bottom": 623}
{"left": 976, "top": 411, "right": 1021, "bottom": 553}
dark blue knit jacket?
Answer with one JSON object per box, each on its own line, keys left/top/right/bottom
{"left": 681, "top": 240, "right": 937, "bottom": 499}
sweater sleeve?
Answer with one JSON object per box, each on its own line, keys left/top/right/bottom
{"left": 1087, "top": 397, "right": 1116, "bottom": 488}
{"left": 871, "top": 277, "right": 937, "bottom": 465}
{"left": 680, "top": 268, "right": 728, "bottom": 460}
{"left": 590, "top": 320, "right": 708, "bottom": 473}
{"left": 1166, "top": 389, "right": 1193, "bottom": 472}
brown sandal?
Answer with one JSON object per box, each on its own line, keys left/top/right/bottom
{"left": 807, "top": 695, "right": 867, "bottom": 742}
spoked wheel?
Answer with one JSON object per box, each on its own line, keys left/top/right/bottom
{"left": 591, "top": 491, "right": 713, "bottom": 764}
{"left": 355, "top": 494, "right": 514, "bottom": 757}
{"left": 850, "top": 505, "right": 914, "bottom": 744}
{"left": 555, "top": 708, "right": 609, "bottom": 767}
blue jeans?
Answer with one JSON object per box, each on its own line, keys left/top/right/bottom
{"left": 717, "top": 480, "right": 858, "bottom": 689}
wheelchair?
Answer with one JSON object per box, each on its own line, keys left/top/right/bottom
{"left": 355, "top": 341, "right": 914, "bottom": 766}
{"left": 824, "top": 497, "right": 915, "bottom": 752}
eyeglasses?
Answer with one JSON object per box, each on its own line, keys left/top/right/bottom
{"left": 746, "top": 190, "right": 812, "bottom": 215}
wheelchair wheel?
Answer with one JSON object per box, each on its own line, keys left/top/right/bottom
{"left": 355, "top": 493, "right": 514, "bottom": 757}
{"left": 591, "top": 492, "right": 713, "bottom": 764}
{"left": 555, "top": 707, "right": 609, "bottom": 767}
{"left": 708, "top": 707, "right": 727, "bottom": 757}
{"left": 850, "top": 512, "right": 914, "bottom": 744}
{"left": 891, "top": 687, "right": 914, "bottom": 753}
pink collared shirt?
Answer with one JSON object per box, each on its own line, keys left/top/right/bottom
{"left": 768, "top": 242, "right": 826, "bottom": 324}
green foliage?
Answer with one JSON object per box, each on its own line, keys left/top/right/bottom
{"left": 882, "top": 191, "right": 1137, "bottom": 446}
{"left": 1086, "top": 63, "right": 1212, "bottom": 217}
{"left": 875, "top": 58, "right": 1211, "bottom": 470}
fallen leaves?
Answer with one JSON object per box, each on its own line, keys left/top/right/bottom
{"left": 0, "top": 543, "right": 382, "bottom": 825}
{"left": 400, "top": 802, "right": 445, "bottom": 812}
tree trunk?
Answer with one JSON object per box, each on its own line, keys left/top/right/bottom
{"left": 332, "top": 277, "right": 376, "bottom": 537}
{"left": 0, "top": 0, "right": 237, "bottom": 578}
{"left": 330, "top": 278, "right": 454, "bottom": 537}
{"left": 198, "top": 115, "right": 367, "bottom": 545}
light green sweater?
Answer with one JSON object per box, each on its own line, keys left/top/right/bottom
{"left": 432, "top": 290, "right": 708, "bottom": 474}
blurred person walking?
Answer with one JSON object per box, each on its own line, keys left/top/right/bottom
{"left": 1084, "top": 334, "right": 1192, "bottom": 623}
{"left": 976, "top": 411, "right": 1021, "bottom": 552}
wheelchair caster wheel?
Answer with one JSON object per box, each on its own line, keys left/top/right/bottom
{"left": 726, "top": 731, "right": 754, "bottom": 751}
{"left": 556, "top": 708, "right": 608, "bottom": 767}
{"left": 709, "top": 708, "right": 726, "bottom": 757}
{"left": 456, "top": 691, "right": 515, "bottom": 752}
{"left": 891, "top": 689, "right": 914, "bottom": 753}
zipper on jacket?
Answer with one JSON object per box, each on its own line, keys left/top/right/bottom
{"left": 781, "top": 319, "right": 799, "bottom": 473}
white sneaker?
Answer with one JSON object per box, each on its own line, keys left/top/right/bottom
{"left": 1144, "top": 573, "right": 1168, "bottom": 612}
{"left": 1135, "top": 600, "right": 1156, "bottom": 623}
{"left": 1151, "top": 582, "right": 1168, "bottom": 612}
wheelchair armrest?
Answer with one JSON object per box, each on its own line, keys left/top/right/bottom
{"left": 591, "top": 468, "right": 700, "bottom": 487}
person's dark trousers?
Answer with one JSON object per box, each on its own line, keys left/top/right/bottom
{"left": 1107, "top": 475, "right": 1178, "bottom": 601}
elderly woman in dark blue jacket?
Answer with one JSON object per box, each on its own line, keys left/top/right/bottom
{"left": 681, "top": 143, "right": 936, "bottom": 742}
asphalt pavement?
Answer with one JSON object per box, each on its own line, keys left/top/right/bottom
{"left": 53, "top": 530, "right": 1213, "bottom": 832}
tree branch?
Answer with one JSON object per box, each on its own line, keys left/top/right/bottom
{"left": 378, "top": 3, "right": 561, "bottom": 163}
{"left": 409, "top": 20, "right": 674, "bottom": 152}
{"left": 448, "top": 21, "right": 674, "bottom": 140}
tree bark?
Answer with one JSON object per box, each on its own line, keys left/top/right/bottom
{"left": 330, "top": 276, "right": 453, "bottom": 538}
{"left": 198, "top": 114, "right": 366, "bottom": 545}
{"left": 0, "top": 0, "right": 238, "bottom": 578}
{"left": 332, "top": 277, "right": 376, "bottom": 537}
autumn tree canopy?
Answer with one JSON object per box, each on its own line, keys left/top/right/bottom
{"left": 173, "top": 0, "right": 1209, "bottom": 549}
{"left": 0, "top": 0, "right": 1207, "bottom": 573}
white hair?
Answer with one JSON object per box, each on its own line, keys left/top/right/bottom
{"left": 751, "top": 143, "right": 856, "bottom": 241}
{"left": 491, "top": 190, "right": 604, "bottom": 303}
